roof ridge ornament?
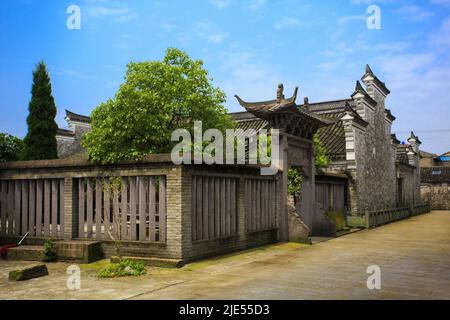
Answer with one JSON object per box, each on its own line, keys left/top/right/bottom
{"left": 344, "top": 101, "right": 353, "bottom": 112}
{"left": 277, "top": 84, "right": 285, "bottom": 102}
{"left": 365, "top": 64, "right": 374, "bottom": 76}
{"left": 354, "top": 80, "right": 366, "bottom": 93}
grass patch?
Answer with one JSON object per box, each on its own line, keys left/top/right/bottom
{"left": 79, "top": 259, "right": 111, "bottom": 272}
{"left": 43, "top": 239, "right": 57, "bottom": 262}
{"left": 98, "top": 259, "right": 146, "bottom": 278}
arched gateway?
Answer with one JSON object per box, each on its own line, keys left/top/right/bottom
{"left": 235, "top": 85, "right": 336, "bottom": 240}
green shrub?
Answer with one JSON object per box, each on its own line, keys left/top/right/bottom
{"left": 43, "top": 239, "right": 57, "bottom": 262}
{"left": 288, "top": 167, "right": 303, "bottom": 198}
{"left": 98, "top": 259, "right": 146, "bottom": 278}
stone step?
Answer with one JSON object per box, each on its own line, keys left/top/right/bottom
{"left": 56, "top": 240, "right": 102, "bottom": 264}
{"left": 7, "top": 245, "right": 45, "bottom": 261}
{"left": 6, "top": 241, "right": 103, "bottom": 263}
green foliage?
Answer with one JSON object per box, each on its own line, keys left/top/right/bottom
{"left": 288, "top": 167, "right": 303, "bottom": 198}
{"left": 22, "top": 61, "right": 59, "bottom": 160}
{"left": 83, "top": 48, "right": 235, "bottom": 164}
{"left": 0, "top": 133, "right": 24, "bottom": 163}
{"left": 43, "top": 239, "right": 57, "bottom": 262}
{"left": 98, "top": 259, "right": 146, "bottom": 278}
{"left": 314, "top": 134, "right": 331, "bottom": 169}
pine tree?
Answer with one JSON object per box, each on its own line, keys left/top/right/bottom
{"left": 22, "top": 61, "right": 58, "bottom": 160}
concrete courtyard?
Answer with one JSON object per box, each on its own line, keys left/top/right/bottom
{"left": 0, "top": 211, "right": 449, "bottom": 300}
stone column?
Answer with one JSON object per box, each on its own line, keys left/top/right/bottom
{"left": 63, "top": 177, "right": 78, "bottom": 240}
{"left": 278, "top": 133, "right": 289, "bottom": 241}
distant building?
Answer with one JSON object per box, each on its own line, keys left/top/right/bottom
{"left": 420, "top": 150, "right": 450, "bottom": 210}
{"left": 56, "top": 110, "right": 91, "bottom": 158}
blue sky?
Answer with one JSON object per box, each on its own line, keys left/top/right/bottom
{"left": 0, "top": 0, "right": 449, "bottom": 154}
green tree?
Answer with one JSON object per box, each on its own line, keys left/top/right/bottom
{"left": 0, "top": 133, "right": 24, "bottom": 162}
{"left": 22, "top": 61, "right": 59, "bottom": 160}
{"left": 83, "top": 48, "right": 235, "bottom": 164}
{"left": 314, "top": 134, "right": 330, "bottom": 169}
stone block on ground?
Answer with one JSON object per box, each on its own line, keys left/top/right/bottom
{"left": 7, "top": 245, "right": 45, "bottom": 261}
{"left": 56, "top": 240, "right": 103, "bottom": 263}
{"left": 9, "top": 264, "right": 49, "bottom": 281}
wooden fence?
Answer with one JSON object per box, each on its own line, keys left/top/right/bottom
{"left": 245, "top": 178, "right": 277, "bottom": 233}
{"left": 78, "top": 176, "right": 166, "bottom": 242}
{"left": 0, "top": 156, "right": 281, "bottom": 262}
{"left": 191, "top": 176, "right": 239, "bottom": 241}
{"left": 0, "top": 179, "right": 64, "bottom": 239}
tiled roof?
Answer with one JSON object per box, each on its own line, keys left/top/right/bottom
{"left": 420, "top": 150, "right": 437, "bottom": 158}
{"left": 65, "top": 110, "right": 91, "bottom": 124}
{"left": 306, "top": 99, "right": 355, "bottom": 113}
{"left": 56, "top": 128, "right": 75, "bottom": 138}
{"left": 421, "top": 167, "right": 450, "bottom": 183}
{"left": 309, "top": 99, "right": 368, "bottom": 161}
{"left": 234, "top": 88, "right": 334, "bottom": 128}
{"left": 316, "top": 111, "right": 346, "bottom": 161}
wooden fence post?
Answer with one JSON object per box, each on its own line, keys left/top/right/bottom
{"left": 63, "top": 178, "right": 78, "bottom": 240}
{"left": 365, "top": 211, "right": 370, "bottom": 229}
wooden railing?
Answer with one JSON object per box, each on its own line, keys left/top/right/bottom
{"left": 77, "top": 176, "right": 166, "bottom": 243}
{"left": 412, "top": 203, "right": 431, "bottom": 216}
{"left": 366, "top": 203, "right": 431, "bottom": 228}
{"left": 0, "top": 179, "right": 64, "bottom": 239}
{"left": 365, "top": 207, "right": 410, "bottom": 228}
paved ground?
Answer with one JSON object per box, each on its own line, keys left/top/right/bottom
{"left": 0, "top": 211, "right": 449, "bottom": 300}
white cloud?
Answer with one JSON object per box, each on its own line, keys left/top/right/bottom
{"left": 337, "top": 15, "right": 366, "bottom": 26}
{"left": 429, "top": 17, "right": 450, "bottom": 48}
{"left": 217, "top": 48, "right": 293, "bottom": 111}
{"left": 398, "top": 4, "right": 434, "bottom": 21}
{"left": 429, "top": 0, "right": 450, "bottom": 5}
{"left": 247, "top": 0, "right": 267, "bottom": 11}
{"left": 208, "top": 0, "right": 232, "bottom": 10}
{"left": 274, "top": 17, "right": 301, "bottom": 30}
{"left": 196, "top": 22, "right": 229, "bottom": 44}
{"left": 83, "top": 0, "right": 136, "bottom": 23}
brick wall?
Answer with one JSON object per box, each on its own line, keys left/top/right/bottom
{"left": 421, "top": 183, "right": 450, "bottom": 210}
